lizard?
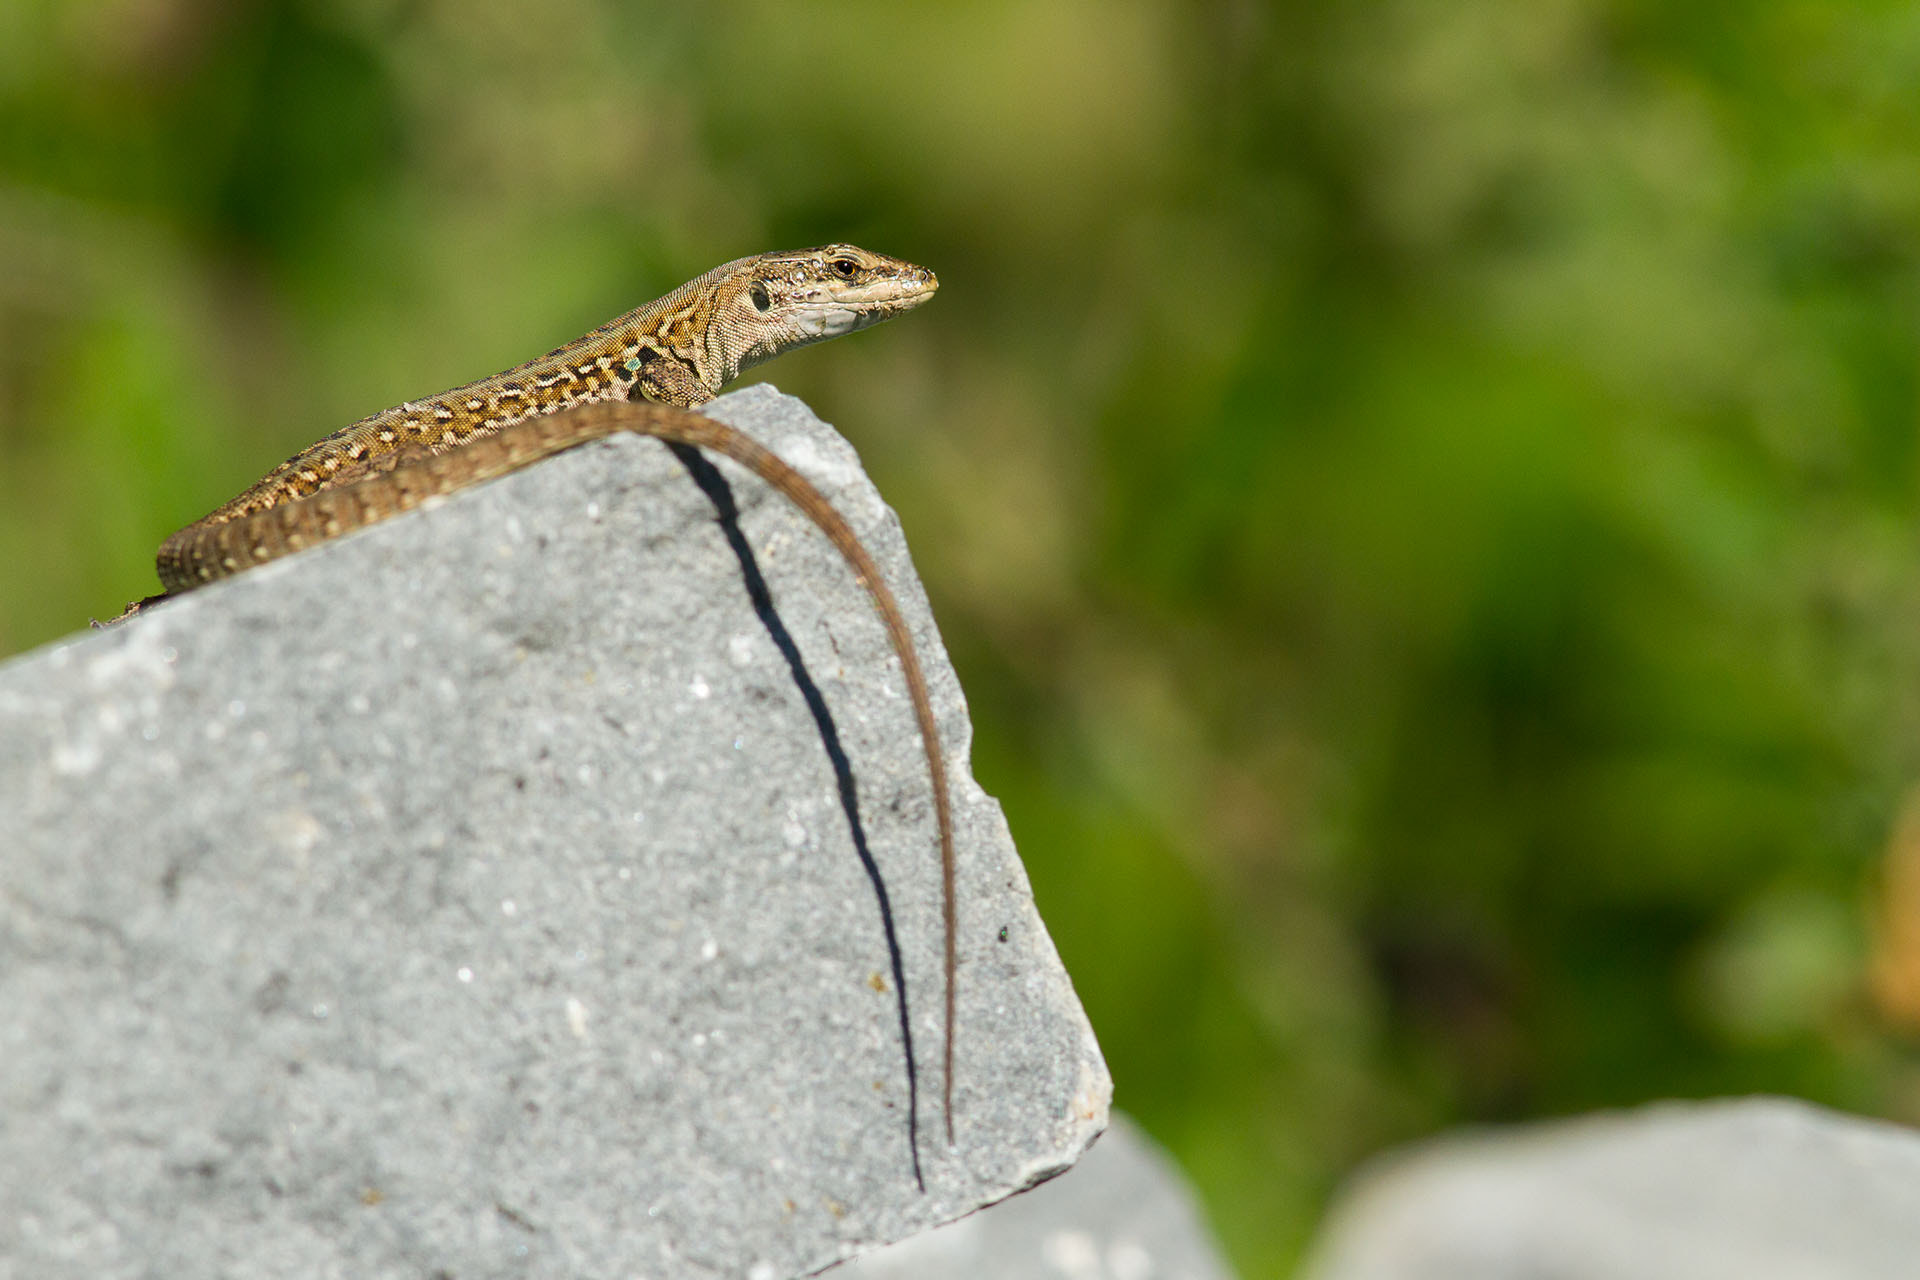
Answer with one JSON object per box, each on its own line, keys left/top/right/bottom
{"left": 107, "top": 245, "right": 956, "bottom": 1177}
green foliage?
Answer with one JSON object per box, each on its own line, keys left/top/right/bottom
{"left": 3, "top": 1, "right": 1918, "bottom": 1272}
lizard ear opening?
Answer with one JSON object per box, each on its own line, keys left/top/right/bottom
{"left": 749, "top": 282, "right": 771, "bottom": 312}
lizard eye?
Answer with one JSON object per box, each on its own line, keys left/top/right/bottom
{"left": 749, "top": 282, "right": 771, "bottom": 311}
{"left": 829, "top": 257, "right": 859, "bottom": 280}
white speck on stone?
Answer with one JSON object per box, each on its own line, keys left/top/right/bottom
{"left": 274, "top": 810, "right": 323, "bottom": 855}
{"left": 577, "top": 764, "right": 595, "bottom": 784}
{"left": 748, "top": 1263, "right": 777, "bottom": 1280}
{"left": 691, "top": 1033, "right": 707, "bottom": 1049}
{"left": 501, "top": 899, "right": 517, "bottom": 917}
{"left": 700, "top": 939, "right": 718, "bottom": 962}
{"left": 311, "top": 1004, "right": 329, "bottom": 1020}
{"left": 690, "top": 675, "right": 711, "bottom": 699}
{"left": 349, "top": 694, "right": 370, "bottom": 714}
{"left": 585, "top": 501, "right": 600, "bottom": 520}
{"left": 457, "top": 967, "right": 474, "bottom": 984}
{"left": 782, "top": 819, "right": 808, "bottom": 848}
{"left": 566, "top": 997, "right": 589, "bottom": 1039}
{"left": 727, "top": 634, "right": 756, "bottom": 666}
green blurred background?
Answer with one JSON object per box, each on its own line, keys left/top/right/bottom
{"left": 4, "top": 0, "right": 1919, "bottom": 1271}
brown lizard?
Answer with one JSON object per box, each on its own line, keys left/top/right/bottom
{"left": 109, "top": 245, "right": 956, "bottom": 1171}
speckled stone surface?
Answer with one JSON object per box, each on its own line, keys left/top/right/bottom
{"left": 826, "top": 1113, "right": 1236, "bottom": 1280}
{"left": 0, "top": 386, "right": 1109, "bottom": 1280}
{"left": 1301, "top": 1098, "right": 1920, "bottom": 1280}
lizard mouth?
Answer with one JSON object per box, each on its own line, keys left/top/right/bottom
{"left": 801, "top": 269, "right": 939, "bottom": 337}
{"left": 835, "top": 267, "right": 938, "bottom": 311}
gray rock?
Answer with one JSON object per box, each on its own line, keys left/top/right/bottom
{"left": 826, "top": 1112, "right": 1237, "bottom": 1280}
{"left": 1300, "top": 1097, "right": 1920, "bottom": 1280}
{"left": 0, "top": 386, "right": 1110, "bottom": 1280}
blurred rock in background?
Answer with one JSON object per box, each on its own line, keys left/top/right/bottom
{"left": 832, "top": 1114, "right": 1235, "bottom": 1280}
{"left": 1301, "top": 1098, "right": 1920, "bottom": 1280}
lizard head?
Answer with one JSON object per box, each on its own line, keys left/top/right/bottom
{"left": 708, "top": 244, "right": 938, "bottom": 381}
